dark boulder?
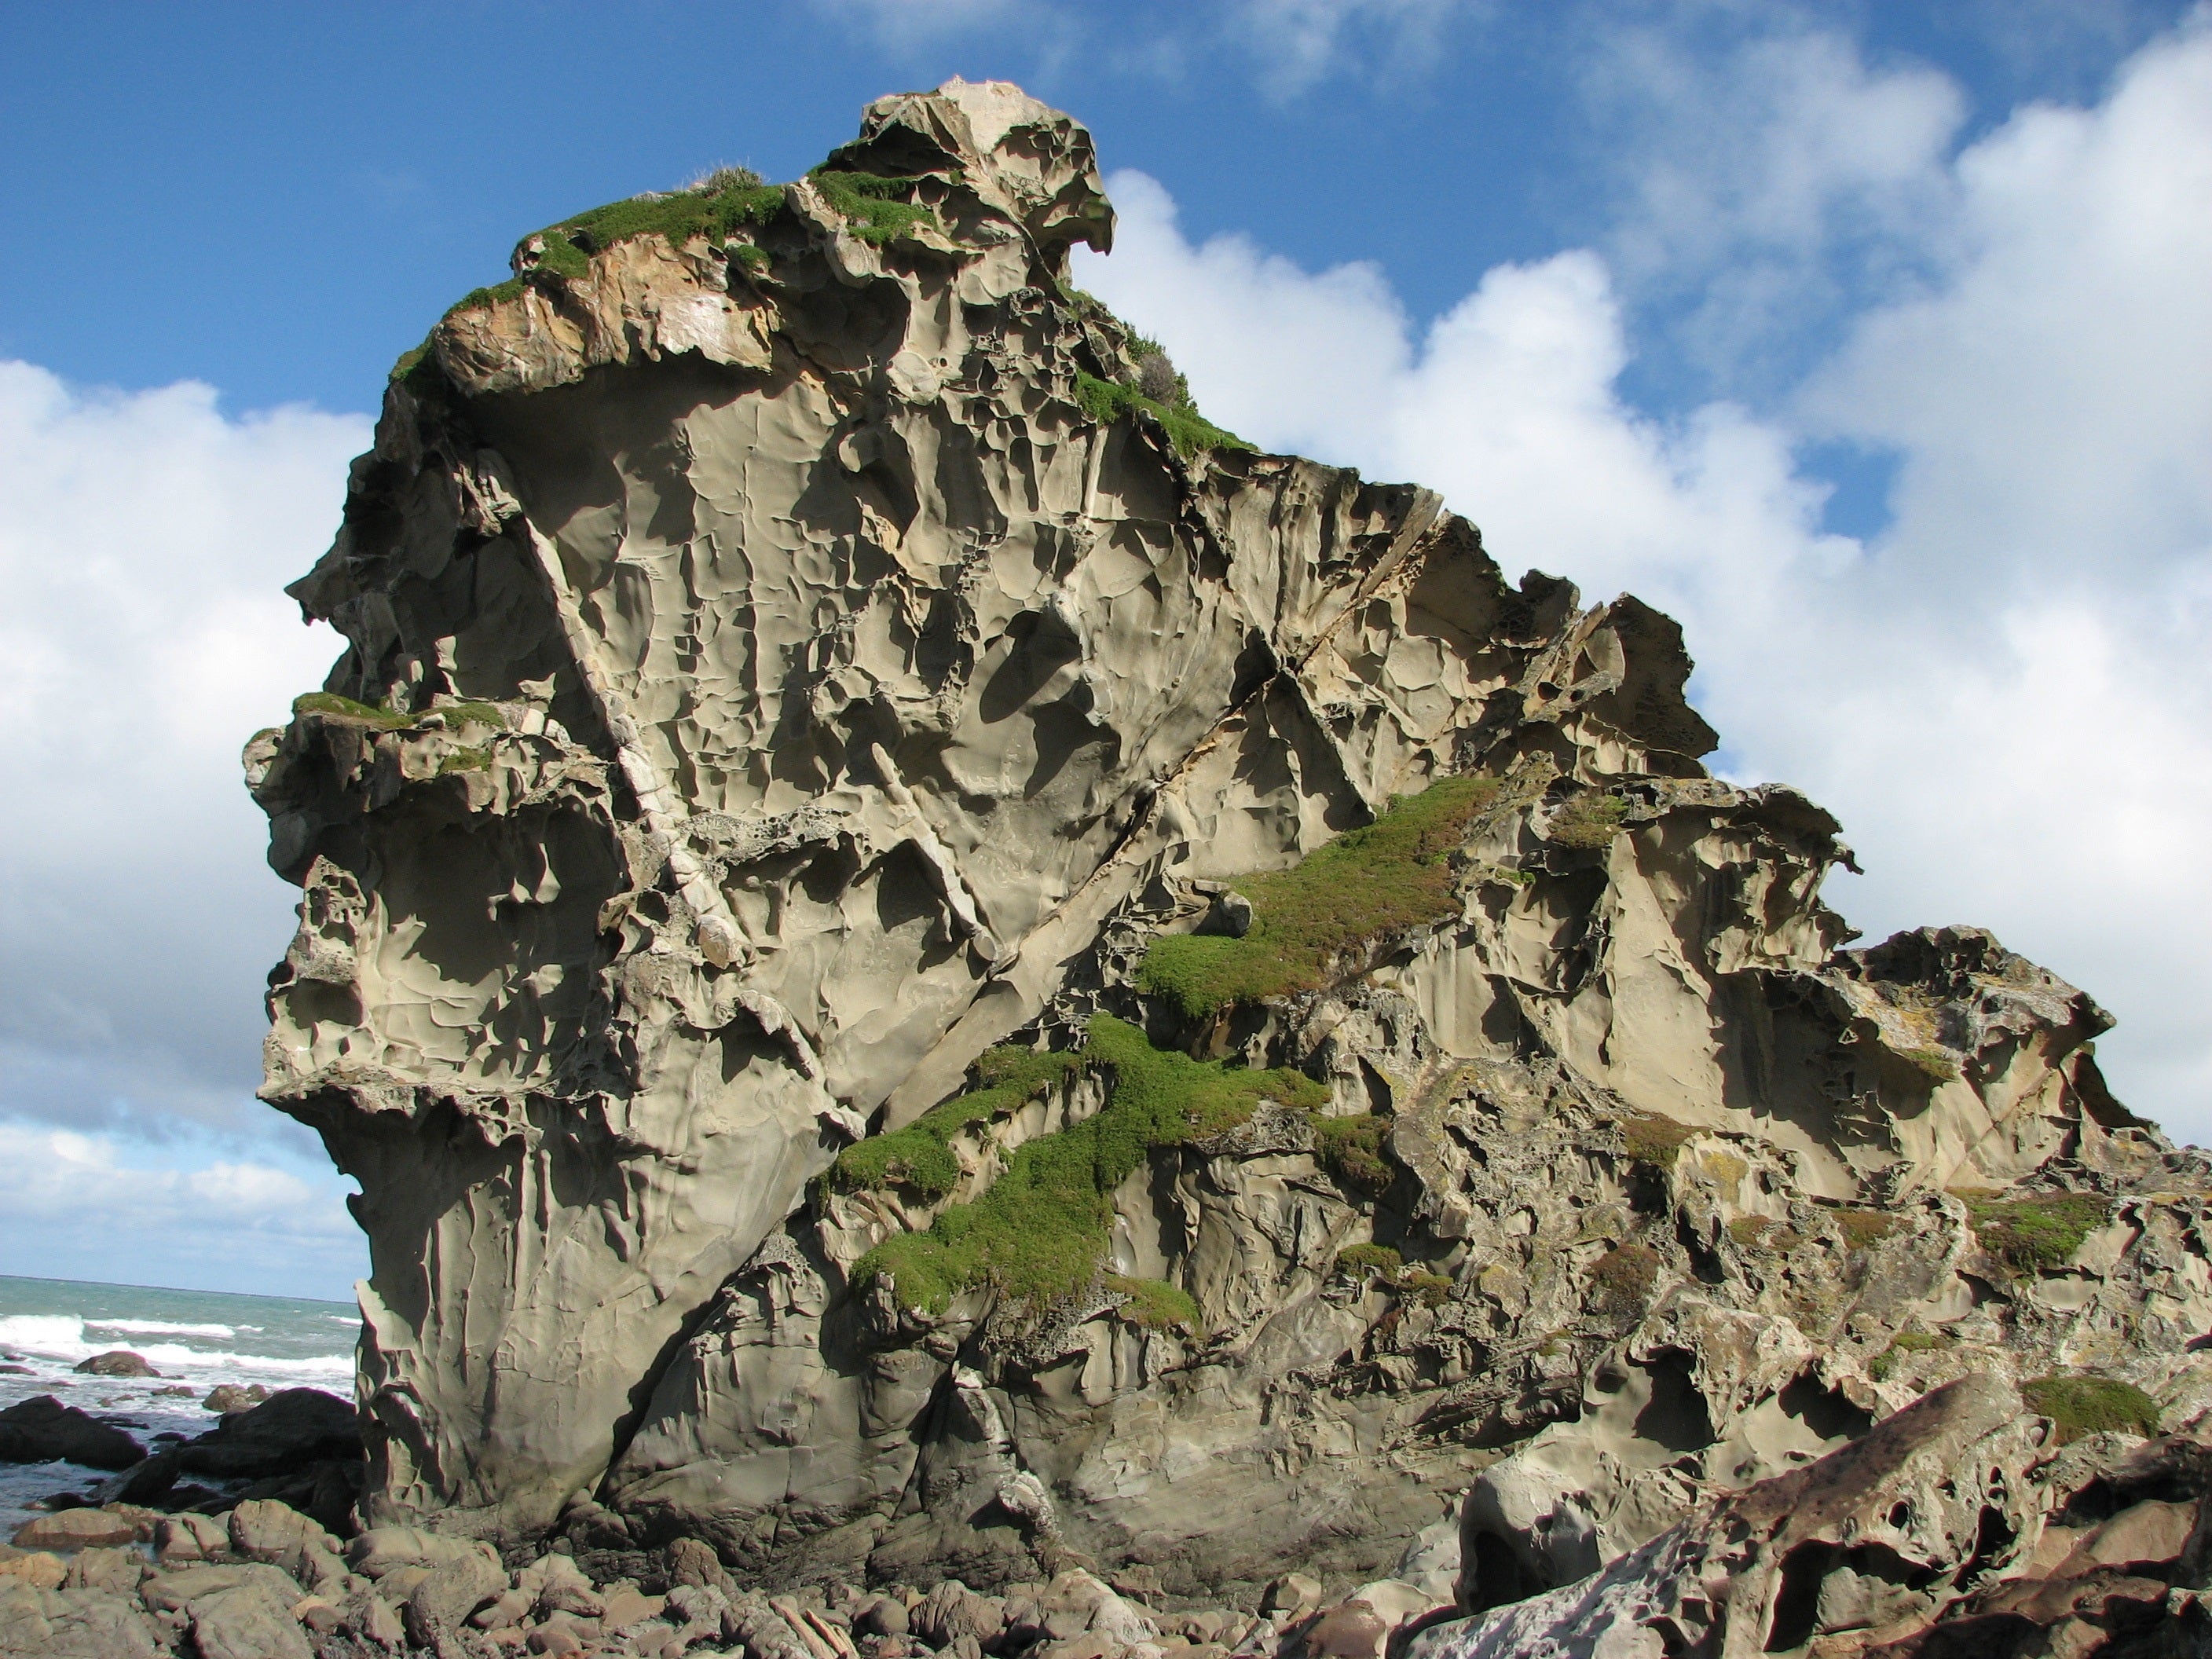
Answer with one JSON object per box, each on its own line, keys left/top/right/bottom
{"left": 73, "top": 1350, "right": 159, "bottom": 1378}
{"left": 0, "top": 1394, "right": 146, "bottom": 1470}
{"left": 175, "top": 1387, "right": 361, "bottom": 1481}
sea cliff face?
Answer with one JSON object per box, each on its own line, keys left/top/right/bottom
{"left": 244, "top": 78, "right": 2212, "bottom": 1649}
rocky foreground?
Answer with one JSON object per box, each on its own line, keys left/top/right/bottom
{"left": 10, "top": 71, "right": 2203, "bottom": 1659}
{"left": 7, "top": 1376, "right": 2212, "bottom": 1657}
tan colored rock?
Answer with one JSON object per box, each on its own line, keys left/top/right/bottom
{"left": 250, "top": 76, "right": 2210, "bottom": 1608}
{"left": 10, "top": 1509, "right": 135, "bottom": 1551}
{"left": 0, "top": 1552, "right": 64, "bottom": 1591}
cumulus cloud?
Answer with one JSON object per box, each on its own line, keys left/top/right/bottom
{"left": 1071, "top": 13, "right": 2212, "bottom": 1137}
{"left": 0, "top": 1122, "right": 364, "bottom": 1299}
{"left": 0, "top": 364, "right": 365, "bottom": 1151}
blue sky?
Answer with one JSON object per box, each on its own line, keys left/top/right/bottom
{"left": 1, "top": 0, "right": 2207, "bottom": 1298}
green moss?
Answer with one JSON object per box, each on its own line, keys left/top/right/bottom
{"left": 830, "top": 1047, "right": 1081, "bottom": 1199}
{"left": 1137, "top": 775, "right": 1501, "bottom": 1020}
{"left": 1073, "top": 372, "right": 1253, "bottom": 459}
{"left": 1589, "top": 1242, "right": 1661, "bottom": 1313}
{"left": 437, "top": 745, "right": 493, "bottom": 774}
{"left": 1959, "top": 1192, "right": 2110, "bottom": 1275}
{"left": 854, "top": 1015, "right": 1326, "bottom": 1313}
{"left": 2022, "top": 1374, "right": 2160, "bottom": 1443}
{"left": 808, "top": 168, "right": 936, "bottom": 245}
{"left": 1315, "top": 1114, "right": 1393, "bottom": 1196}
{"left": 1834, "top": 1207, "right": 1900, "bottom": 1251}
{"left": 1107, "top": 1276, "right": 1201, "bottom": 1333}
{"left": 1549, "top": 790, "right": 1631, "bottom": 849}
{"left": 1336, "top": 1243, "right": 1403, "bottom": 1277}
{"left": 1618, "top": 1111, "right": 1697, "bottom": 1170}
{"left": 1401, "top": 1269, "right": 1454, "bottom": 1309}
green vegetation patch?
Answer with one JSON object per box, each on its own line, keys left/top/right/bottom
{"left": 1833, "top": 1207, "right": 1901, "bottom": 1251}
{"left": 445, "top": 169, "right": 787, "bottom": 317}
{"left": 1336, "top": 1243, "right": 1403, "bottom": 1277}
{"left": 1618, "top": 1111, "right": 1698, "bottom": 1170}
{"left": 293, "top": 694, "right": 507, "bottom": 732}
{"left": 1074, "top": 372, "right": 1253, "bottom": 460}
{"left": 2022, "top": 1374, "right": 2160, "bottom": 1443}
{"left": 1107, "top": 1275, "right": 1201, "bottom": 1334}
{"left": 1548, "top": 790, "right": 1631, "bottom": 849}
{"left": 1589, "top": 1242, "right": 1662, "bottom": 1313}
{"left": 1137, "top": 775, "right": 1501, "bottom": 1020}
{"left": 808, "top": 168, "right": 938, "bottom": 245}
{"left": 1315, "top": 1114, "right": 1393, "bottom": 1196}
{"left": 854, "top": 1015, "right": 1326, "bottom": 1314}
{"left": 1959, "top": 1192, "right": 2110, "bottom": 1275}
{"left": 831, "top": 1048, "right": 1081, "bottom": 1200}
{"left": 1401, "top": 1269, "right": 1453, "bottom": 1309}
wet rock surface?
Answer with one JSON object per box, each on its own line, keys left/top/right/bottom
{"left": 216, "top": 77, "right": 2212, "bottom": 1655}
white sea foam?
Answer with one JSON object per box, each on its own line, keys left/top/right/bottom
{"left": 0, "top": 1313, "right": 350, "bottom": 1379}
{"left": 86, "top": 1318, "right": 236, "bottom": 1339}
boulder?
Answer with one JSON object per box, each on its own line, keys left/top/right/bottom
{"left": 200, "top": 1383, "right": 269, "bottom": 1415}
{"left": 187, "top": 1581, "right": 313, "bottom": 1659}
{"left": 1402, "top": 1375, "right": 2042, "bottom": 1659}
{"left": 91, "top": 1449, "right": 178, "bottom": 1507}
{"left": 0, "top": 1553, "right": 64, "bottom": 1591}
{"left": 403, "top": 1547, "right": 507, "bottom": 1647}
{"left": 69, "top": 1353, "right": 156, "bottom": 1379}
{"left": 0, "top": 1397, "right": 143, "bottom": 1470}
{"left": 0, "top": 1579, "right": 163, "bottom": 1659}
{"left": 346, "top": 1524, "right": 499, "bottom": 1580}
{"left": 228, "top": 1499, "right": 341, "bottom": 1589}
{"left": 152, "top": 1511, "right": 229, "bottom": 1566}
{"left": 173, "top": 1387, "right": 359, "bottom": 1479}
{"left": 140, "top": 1561, "right": 309, "bottom": 1617}
{"left": 10, "top": 1509, "right": 137, "bottom": 1551}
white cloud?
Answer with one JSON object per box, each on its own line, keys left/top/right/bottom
{"left": 1071, "top": 13, "right": 2212, "bottom": 1140}
{"left": 0, "top": 1121, "right": 364, "bottom": 1300}
{"left": 0, "top": 364, "right": 366, "bottom": 1149}
{"left": 1578, "top": 15, "right": 1967, "bottom": 390}
{"left": 1225, "top": 0, "right": 1471, "bottom": 96}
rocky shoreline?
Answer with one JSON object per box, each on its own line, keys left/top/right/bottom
{"left": 8, "top": 1375, "right": 2212, "bottom": 1656}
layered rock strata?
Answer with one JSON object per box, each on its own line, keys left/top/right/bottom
{"left": 248, "top": 75, "right": 2212, "bottom": 1634}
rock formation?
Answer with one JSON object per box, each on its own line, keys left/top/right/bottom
{"left": 241, "top": 75, "right": 2212, "bottom": 1645}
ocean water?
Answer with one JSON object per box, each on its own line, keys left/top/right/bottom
{"left": 0, "top": 1273, "right": 357, "bottom": 1540}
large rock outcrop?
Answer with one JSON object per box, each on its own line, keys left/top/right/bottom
{"left": 249, "top": 76, "right": 2212, "bottom": 1618}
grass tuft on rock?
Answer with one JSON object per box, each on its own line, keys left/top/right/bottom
{"left": 1548, "top": 790, "right": 1630, "bottom": 849}
{"left": 1833, "top": 1207, "right": 1900, "bottom": 1251}
{"left": 1590, "top": 1242, "right": 1661, "bottom": 1313}
{"left": 1336, "top": 1243, "right": 1403, "bottom": 1277}
{"left": 1958, "top": 1192, "right": 2110, "bottom": 1275}
{"left": 1107, "top": 1276, "right": 1201, "bottom": 1333}
{"left": 1618, "top": 1111, "right": 1697, "bottom": 1170}
{"left": 808, "top": 168, "right": 937, "bottom": 245}
{"left": 853, "top": 1015, "right": 1326, "bottom": 1314}
{"left": 830, "top": 1048, "right": 1081, "bottom": 1200}
{"left": 1074, "top": 372, "right": 1252, "bottom": 459}
{"left": 2022, "top": 1374, "right": 2159, "bottom": 1443}
{"left": 1137, "top": 775, "right": 1501, "bottom": 1020}
{"left": 1315, "top": 1115, "right": 1393, "bottom": 1196}
{"left": 445, "top": 174, "right": 788, "bottom": 317}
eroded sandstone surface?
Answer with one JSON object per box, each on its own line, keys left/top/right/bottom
{"left": 236, "top": 77, "right": 2212, "bottom": 1650}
